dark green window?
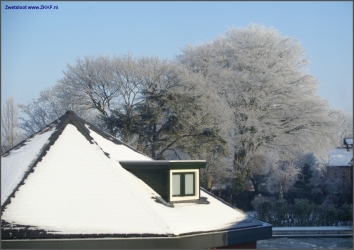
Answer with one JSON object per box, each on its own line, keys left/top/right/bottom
{"left": 172, "top": 172, "right": 195, "bottom": 197}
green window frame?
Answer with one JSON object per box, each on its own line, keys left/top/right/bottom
{"left": 172, "top": 172, "right": 195, "bottom": 197}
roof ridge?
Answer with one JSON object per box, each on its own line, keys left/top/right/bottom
{"left": 1, "top": 117, "right": 61, "bottom": 157}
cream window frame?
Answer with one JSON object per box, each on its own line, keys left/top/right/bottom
{"left": 169, "top": 169, "right": 199, "bottom": 202}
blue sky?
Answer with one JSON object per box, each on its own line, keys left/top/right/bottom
{"left": 1, "top": 1, "right": 353, "bottom": 114}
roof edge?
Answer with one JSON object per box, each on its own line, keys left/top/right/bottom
{"left": 119, "top": 160, "right": 207, "bottom": 169}
{"left": 1, "top": 222, "right": 272, "bottom": 249}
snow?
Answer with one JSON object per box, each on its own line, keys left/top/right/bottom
{"left": 2, "top": 124, "right": 166, "bottom": 234}
{"left": 151, "top": 191, "right": 247, "bottom": 235}
{"left": 328, "top": 148, "right": 353, "bottom": 166}
{"left": 1, "top": 127, "right": 55, "bottom": 206}
{"left": 1, "top": 122, "right": 248, "bottom": 235}
{"left": 344, "top": 138, "right": 353, "bottom": 145}
{"left": 85, "top": 124, "right": 151, "bottom": 161}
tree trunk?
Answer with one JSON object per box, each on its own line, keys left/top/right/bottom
{"left": 254, "top": 182, "right": 259, "bottom": 195}
{"left": 279, "top": 184, "right": 284, "bottom": 200}
{"left": 207, "top": 173, "right": 212, "bottom": 190}
{"left": 151, "top": 123, "right": 157, "bottom": 159}
{"left": 137, "top": 134, "right": 143, "bottom": 152}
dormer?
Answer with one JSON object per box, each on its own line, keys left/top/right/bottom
{"left": 119, "top": 160, "right": 206, "bottom": 203}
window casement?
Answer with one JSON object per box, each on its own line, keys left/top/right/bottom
{"left": 172, "top": 172, "right": 195, "bottom": 197}
{"left": 170, "top": 169, "right": 199, "bottom": 202}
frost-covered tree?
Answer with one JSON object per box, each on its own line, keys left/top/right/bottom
{"left": 58, "top": 54, "right": 168, "bottom": 120}
{"left": 178, "top": 24, "right": 337, "bottom": 175}
{"left": 58, "top": 55, "right": 121, "bottom": 117}
{"left": 329, "top": 110, "right": 353, "bottom": 146}
{"left": 18, "top": 83, "right": 98, "bottom": 136}
{"left": 19, "top": 54, "right": 147, "bottom": 135}
{"left": 244, "top": 154, "right": 269, "bottom": 194}
{"left": 104, "top": 60, "right": 227, "bottom": 160}
{"left": 265, "top": 153, "right": 300, "bottom": 200}
{"left": 18, "top": 85, "right": 65, "bottom": 135}
{"left": 1, "top": 97, "right": 24, "bottom": 150}
{"left": 20, "top": 54, "right": 228, "bottom": 170}
{"left": 198, "top": 147, "right": 231, "bottom": 190}
{"left": 290, "top": 153, "right": 317, "bottom": 199}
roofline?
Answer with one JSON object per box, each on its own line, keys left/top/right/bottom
{"left": 82, "top": 120, "right": 153, "bottom": 160}
{"left": 1, "top": 223, "right": 272, "bottom": 249}
{"left": 119, "top": 160, "right": 207, "bottom": 170}
{"left": 1, "top": 119, "right": 59, "bottom": 157}
{"left": 200, "top": 187, "right": 246, "bottom": 212}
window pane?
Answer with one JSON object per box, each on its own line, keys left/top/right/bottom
{"left": 184, "top": 173, "right": 194, "bottom": 195}
{"left": 172, "top": 174, "right": 181, "bottom": 196}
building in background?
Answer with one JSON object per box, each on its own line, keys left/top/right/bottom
{"left": 326, "top": 138, "right": 353, "bottom": 184}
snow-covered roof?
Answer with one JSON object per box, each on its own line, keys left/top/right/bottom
{"left": 327, "top": 148, "right": 353, "bottom": 167}
{"left": 1, "top": 110, "right": 262, "bottom": 238}
{"left": 344, "top": 138, "right": 353, "bottom": 146}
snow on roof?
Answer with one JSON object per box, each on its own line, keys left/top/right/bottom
{"left": 344, "top": 138, "right": 353, "bottom": 146}
{"left": 1, "top": 111, "right": 250, "bottom": 236}
{"left": 2, "top": 124, "right": 169, "bottom": 234}
{"left": 85, "top": 124, "right": 151, "bottom": 162}
{"left": 1, "top": 126, "right": 56, "bottom": 206}
{"left": 328, "top": 148, "right": 353, "bottom": 166}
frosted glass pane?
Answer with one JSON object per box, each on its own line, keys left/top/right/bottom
{"left": 184, "top": 173, "right": 194, "bottom": 195}
{"left": 172, "top": 174, "right": 181, "bottom": 196}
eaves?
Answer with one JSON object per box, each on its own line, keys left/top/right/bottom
{"left": 1, "top": 223, "right": 272, "bottom": 249}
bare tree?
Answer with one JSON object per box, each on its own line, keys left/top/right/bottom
{"left": 1, "top": 97, "right": 24, "bottom": 151}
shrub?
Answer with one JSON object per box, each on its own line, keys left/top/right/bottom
{"left": 252, "top": 198, "right": 353, "bottom": 227}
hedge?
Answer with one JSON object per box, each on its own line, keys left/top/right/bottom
{"left": 252, "top": 198, "right": 353, "bottom": 227}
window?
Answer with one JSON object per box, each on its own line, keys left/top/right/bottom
{"left": 172, "top": 172, "right": 195, "bottom": 197}
{"left": 169, "top": 169, "right": 199, "bottom": 202}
